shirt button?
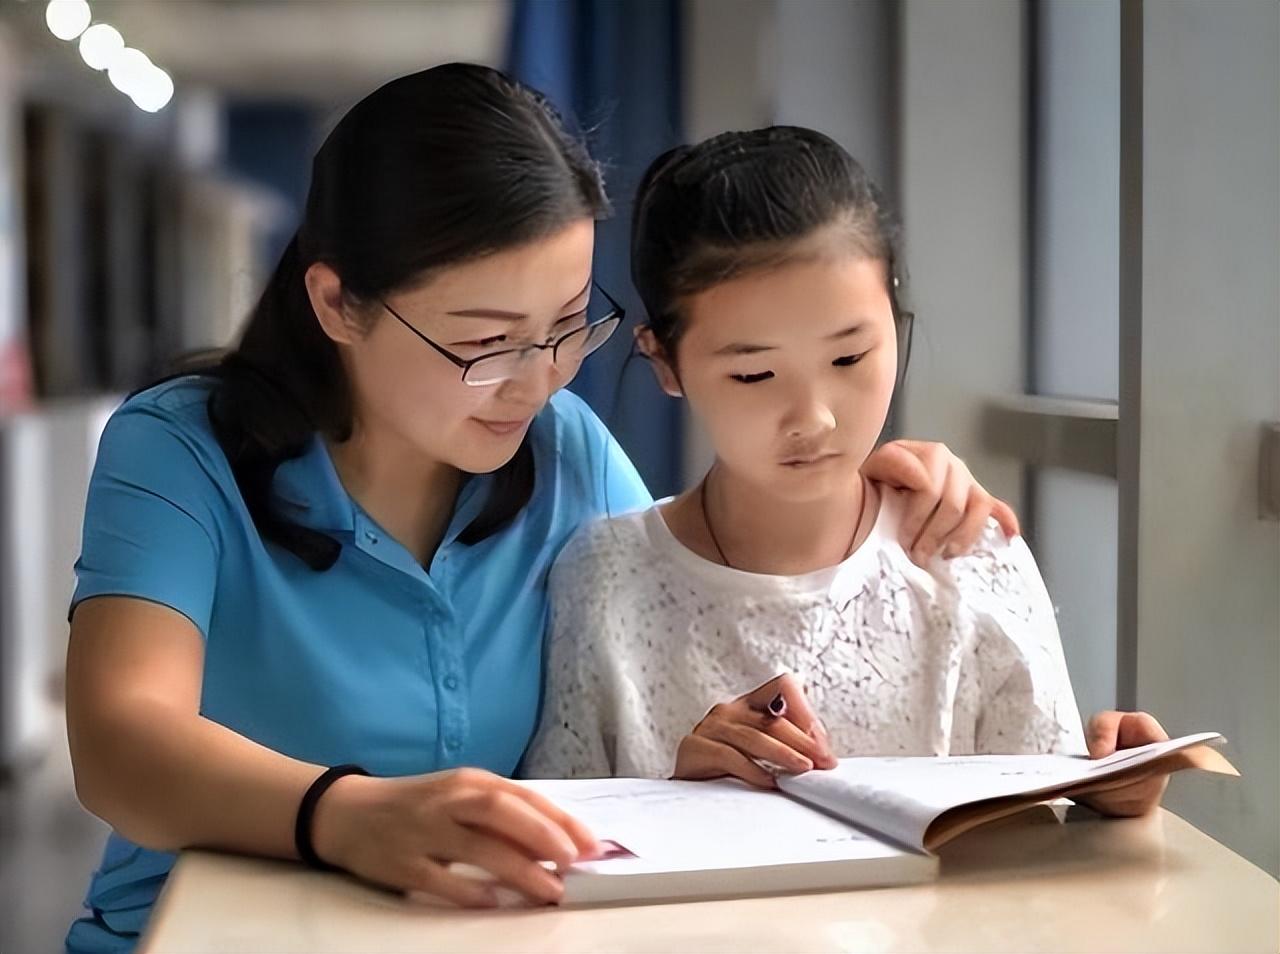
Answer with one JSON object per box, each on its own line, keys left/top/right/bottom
{"left": 364, "top": 530, "right": 378, "bottom": 545}
{"left": 444, "top": 674, "right": 459, "bottom": 691}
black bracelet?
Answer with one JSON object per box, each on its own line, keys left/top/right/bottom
{"left": 295, "top": 764, "right": 370, "bottom": 871}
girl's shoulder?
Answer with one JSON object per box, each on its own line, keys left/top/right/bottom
{"left": 551, "top": 504, "right": 656, "bottom": 579}
{"left": 860, "top": 490, "right": 1036, "bottom": 600}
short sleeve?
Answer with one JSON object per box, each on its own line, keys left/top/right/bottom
{"left": 72, "top": 401, "right": 228, "bottom": 639}
{"left": 519, "top": 527, "right": 618, "bottom": 779}
{"left": 549, "top": 389, "right": 653, "bottom": 521}
{"left": 947, "top": 525, "right": 1087, "bottom": 755}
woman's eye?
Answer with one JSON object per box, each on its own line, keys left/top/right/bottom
{"left": 458, "top": 335, "right": 507, "bottom": 348}
{"left": 833, "top": 352, "right": 868, "bottom": 367}
{"left": 730, "top": 371, "right": 774, "bottom": 384}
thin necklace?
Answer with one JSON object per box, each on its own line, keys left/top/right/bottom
{"left": 699, "top": 467, "right": 870, "bottom": 572}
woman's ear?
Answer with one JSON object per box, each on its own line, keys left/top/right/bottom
{"left": 305, "top": 262, "right": 361, "bottom": 346}
{"left": 635, "top": 326, "right": 684, "bottom": 397}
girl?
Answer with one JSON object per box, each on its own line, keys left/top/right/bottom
{"left": 523, "top": 127, "right": 1170, "bottom": 818}
{"left": 64, "top": 69, "right": 1008, "bottom": 951}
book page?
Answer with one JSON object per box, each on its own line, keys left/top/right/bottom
{"left": 778, "top": 732, "right": 1230, "bottom": 853}
{"left": 519, "top": 777, "right": 919, "bottom": 873}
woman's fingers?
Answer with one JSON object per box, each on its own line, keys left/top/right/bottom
{"left": 895, "top": 446, "right": 952, "bottom": 558}
{"left": 989, "top": 496, "right": 1021, "bottom": 539}
{"left": 506, "top": 784, "right": 600, "bottom": 857}
{"left": 447, "top": 830, "right": 566, "bottom": 904}
{"left": 405, "top": 858, "right": 500, "bottom": 908}
{"left": 450, "top": 788, "right": 581, "bottom": 869}
{"left": 910, "top": 457, "right": 969, "bottom": 564}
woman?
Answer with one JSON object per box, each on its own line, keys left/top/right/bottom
{"left": 65, "top": 65, "right": 1016, "bottom": 952}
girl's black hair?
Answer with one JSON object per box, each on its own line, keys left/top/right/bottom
{"left": 630, "top": 125, "right": 910, "bottom": 363}
{"left": 164, "top": 63, "right": 609, "bottom": 571}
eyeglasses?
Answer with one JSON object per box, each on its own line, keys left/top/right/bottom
{"left": 381, "top": 282, "right": 624, "bottom": 387}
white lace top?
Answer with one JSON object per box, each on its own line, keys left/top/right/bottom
{"left": 521, "top": 493, "right": 1087, "bottom": 780}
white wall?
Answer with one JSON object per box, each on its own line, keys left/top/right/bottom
{"left": 1134, "top": 0, "right": 1280, "bottom": 876}
{"left": 897, "top": 0, "right": 1027, "bottom": 511}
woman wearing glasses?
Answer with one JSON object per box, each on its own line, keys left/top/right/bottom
{"left": 64, "top": 64, "right": 1016, "bottom": 952}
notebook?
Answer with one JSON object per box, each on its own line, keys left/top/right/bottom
{"left": 501, "top": 732, "right": 1235, "bottom": 905}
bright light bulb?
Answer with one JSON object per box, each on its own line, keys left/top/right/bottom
{"left": 45, "top": 0, "right": 91, "bottom": 41}
{"left": 107, "top": 47, "right": 152, "bottom": 97}
{"left": 78, "top": 23, "right": 123, "bottom": 71}
{"left": 130, "top": 65, "right": 174, "bottom": 113}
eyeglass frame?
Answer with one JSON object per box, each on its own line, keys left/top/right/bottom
{"left": 379, "top": 281, "right": 625, "bottom": 386}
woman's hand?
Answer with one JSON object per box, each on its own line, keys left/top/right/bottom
{"left": 311, "top": 767, "right": 598, "bottom": 907}
{"left": 672, "top": 673, "right": 838, "bottom": 789}
{"left": 862, "top": 439, "right": 1020, "bottom": 566}
{"left": 1077, "top": 710, "right": 1171, "bottom": 817}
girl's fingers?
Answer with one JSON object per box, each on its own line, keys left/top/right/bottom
{"left": 1085, "top": 710, "right": 1127, "bottom": 759}
{"left": 1086, "top": 710, "right": 1168, "bottom": 759}
{"left": 674, "top": 734, "right": 777, "bottom": 789}
{"left": 707, "top": 723, "right": 812, "bottom": 774}
{"left": 753, "top": 710, "right": 838, "bottom": 769}
{"left": 739, "top": 673, "right": 836, "bottom": 766}
{"left": 1116, "top": 711, "right": 1169, "bottom": 748}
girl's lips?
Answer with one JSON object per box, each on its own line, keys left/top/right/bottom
{"left": 780, "top": 452, "right": 842, "bottom": 468}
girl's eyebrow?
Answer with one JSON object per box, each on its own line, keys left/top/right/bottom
{"left": 446, "top": 277, "right": 592, "bottom": 321}
{"left": 712, "top": 323, "right": 868, "bottom": 356}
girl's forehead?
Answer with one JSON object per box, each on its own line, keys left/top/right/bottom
{"left": 683, "top": 257, "right": 893, "bottom": 342}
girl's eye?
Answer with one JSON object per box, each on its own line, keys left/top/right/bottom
{"left": 833, "top": 352, "right": 868, "bottom": 367}
{"left": 730, "top": 371, "right": 774, "bottom": 384}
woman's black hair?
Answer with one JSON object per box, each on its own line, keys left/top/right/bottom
{"left": 630, "top": 125, "right": 910, "bottom": 365}
{"left": 167, "top": 63, "right": 609, "bottom": 571}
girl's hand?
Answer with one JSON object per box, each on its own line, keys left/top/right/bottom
{"left": 862, "top": 440, "right": 1020, "bottom": 565}
{"left": 310, "top": 767, "right": 598, "bottom": 907}
{"left": 672, "top": 673, "right": 839, "bottom": 789}
{"left": 1077, "top": 710, "right": 1171, "bottom": 817}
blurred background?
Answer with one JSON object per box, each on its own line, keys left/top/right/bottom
{"left": 0, "top": 0, "right": 1275, "bottom": 949}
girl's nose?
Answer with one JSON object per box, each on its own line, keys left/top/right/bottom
{"left": 782, "top": 389, "right": 838, "bottom": 440}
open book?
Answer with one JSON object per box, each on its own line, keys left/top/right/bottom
{"left": 509, "top": 732, "right": 1236, "bottom": 905}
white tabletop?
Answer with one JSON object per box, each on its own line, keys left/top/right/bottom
{"left": 141, "top": 808, "right": 1279, "bottom": 953}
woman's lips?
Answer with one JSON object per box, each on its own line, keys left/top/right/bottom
{"left": 472, "top": 417, "right": 532, "bottom": 436}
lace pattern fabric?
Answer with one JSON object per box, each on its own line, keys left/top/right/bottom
{"left": 521, "top": 493, "right": 1086, "bottom": 780}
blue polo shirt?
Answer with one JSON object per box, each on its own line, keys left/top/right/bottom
{"left": 65, "top": 376, "right": 651, "bottom": 954}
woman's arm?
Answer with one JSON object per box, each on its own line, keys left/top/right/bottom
{"left": 67, "top": 596, "right": 596, "bottom": 906}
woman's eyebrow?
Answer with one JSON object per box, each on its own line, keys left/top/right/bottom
{"left": 446, "top": 277, "right": 593, "bottom": 321}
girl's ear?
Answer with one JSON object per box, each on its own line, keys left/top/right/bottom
{"left": 305, "top": 262, "right": 362, "bottom": 346}
{"left": 635, "top": 326, "right": 684, "bottom": 397}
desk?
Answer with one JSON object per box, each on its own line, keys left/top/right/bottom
{"left": 141, "top": 809, "right": 1278, "bottom": 953}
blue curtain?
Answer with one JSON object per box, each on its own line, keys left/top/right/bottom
{"left": 507, "top": 0, "right": 685, "bottom": 498}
